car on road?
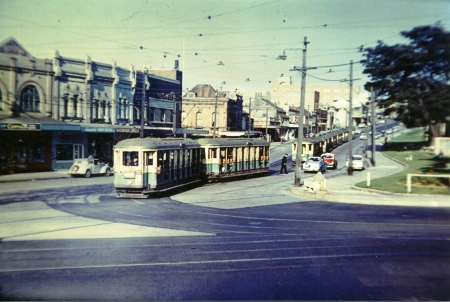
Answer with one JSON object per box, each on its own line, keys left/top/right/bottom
{"left": 386, "top": 128, "right": 393, "bottom": 134}
{"left": 358, "top": 123, "right": 366, "bottom": 128}
{"left": 321, "top": 153, "right": 338, "bottom": 169}
{"left": 302, "top": 157, "right": 328, "bottom": 173}
{"left": 360, "top": 132, "right": 367, "bottom": 140}
{"left": 345, "top": 155, "right": 365, "bottom": 170}
{"left": 69, "top": 156, "right": 112, "bottom": 178}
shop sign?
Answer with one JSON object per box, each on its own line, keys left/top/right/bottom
{"left": 0, "top": 123, "right": 41, "bottom": 130}
{"left": 82, "top": 127, "right": 116, "bottom": 133}
{"left": 116, "top": 128, "right": 139, "bottom": 133}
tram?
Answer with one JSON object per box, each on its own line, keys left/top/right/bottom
{"left": 197, "top": 138, "right": 270, "bottom": 182}
{"left": 114, "top": 138, "right": 202, "bottom": 198}
{"left": 113, "top": 137, "right": 270, "bottom": 198}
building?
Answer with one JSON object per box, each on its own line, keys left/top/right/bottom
{"left": 243, "top": 93, "right": 291, "bottom": 141}
{"left": 181, "top": 84, "right": 245, "bottom": 137}
{"left": 0, "top": 37, "right": 181, "bottom": 174}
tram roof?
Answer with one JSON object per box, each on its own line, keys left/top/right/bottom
{"left": 114, "top": 137, "right": 201, "bottom": 149}
{"left": 196, "top": 137, "right": 270, "bottom": 147}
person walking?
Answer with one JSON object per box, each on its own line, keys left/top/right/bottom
{"left": 280, "top": 154, "right": 288, "bottom": 174}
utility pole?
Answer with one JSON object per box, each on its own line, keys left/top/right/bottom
{"left": 213, "top": 91, "right": 218, "bottom": 138}
{"left": 290, "top": 37, "right": 316, "bottom": 187}
{"left": 265, "top": 106, "right": 268, "bottom": 140}
{"left": 248, "top": 97, "right": 251, "bottom": 138}
{"left": 371, "top": 87, "right": 376, "bottom": 166}
{"left": 140, "top": 69, "right": 148, "bottom": 138}
{"left": 347, "top": 61, "right": 354, "bottom": 175}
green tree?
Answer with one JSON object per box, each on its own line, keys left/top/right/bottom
{"left": 361, "top": 24, "right": 450, "bottom": 144}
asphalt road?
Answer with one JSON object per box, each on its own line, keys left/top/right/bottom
{"left": 1, "top": 128, "right": 449, "bottom": 300}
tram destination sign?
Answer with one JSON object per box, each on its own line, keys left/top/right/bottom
{"left": 0, "top": 123, "right": 41, "bottom": 130}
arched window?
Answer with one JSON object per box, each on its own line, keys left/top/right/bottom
{"left": 20, "top": 85, "right": 40, "bottom": 112}
{"left": 196, "top": 112, "right": 202, "bottom": 127}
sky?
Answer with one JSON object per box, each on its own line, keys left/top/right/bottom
{"left": 1, "top": 0, "right": 449, "bottom": 95}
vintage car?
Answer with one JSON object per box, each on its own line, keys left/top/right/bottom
{"left": 302, "top": 157, "right": 328, "bottom": 173}
{"left": 320, "top": 153, "right": 338, "bottom": 169}
{"left": 345, "top": 155, "right": 365, "bottom": 170}
{"left": 69, "top": 156, "right": 112, "bottom": 178}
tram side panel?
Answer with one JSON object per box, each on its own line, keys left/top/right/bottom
{"left": 198, "top": 138, "right": 270, "bottom": 181}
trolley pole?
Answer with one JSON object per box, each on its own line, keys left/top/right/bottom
{"left": 291, "top": 37, "right": 316, "bottom": 187}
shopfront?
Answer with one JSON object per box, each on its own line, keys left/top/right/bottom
{"left": 0, "top": 123, "right": 52, "bottom": 174}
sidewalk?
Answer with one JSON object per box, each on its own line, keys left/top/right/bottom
{"left": 289, "top": 151, "right": 450, "bottom": 208}
{"left": 0, "top": 169, "right": 71, "bottom": 183}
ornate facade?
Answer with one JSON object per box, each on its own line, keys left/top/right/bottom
{"left": 0, "top": 37, "right": 181, "bottom": 173}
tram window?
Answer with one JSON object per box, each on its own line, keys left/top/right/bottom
{"left": 209, "top": 148, "right": 217, "bottom": 159}
{"left": 123, "top": 151, "right": 139, "bottom": 166}
{"left": 145, "top": 151, "right": 154, "bottom": 166}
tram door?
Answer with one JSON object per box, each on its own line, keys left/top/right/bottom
{"left": 143, "top": 151, "right": 155, "bottom": 187}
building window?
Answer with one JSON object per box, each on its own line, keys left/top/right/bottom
{"left": 212, "top": 112, "right": 217, "bottom": 127}
{"left": 196, "top": 112, "right": 202, "bottom": 127}
{"left": 181, "top": 111, "right": 187, "bottom": 127}
{"left": 20, "top": 85, "right": 40, "bottom": 112}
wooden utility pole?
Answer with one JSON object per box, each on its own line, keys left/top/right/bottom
{"left": 290, "top": 37, "right": 316, "bottom": 187}
{"left": 371, "top": 87, "right": 376, "bottom": 166}
{"left": 140, "top": 70, "right": 148, "bottom": 138}
{"left": 347, "top": 61, "right": 354, "bottom": 175}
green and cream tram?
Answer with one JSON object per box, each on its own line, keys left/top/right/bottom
{"left": 114, "top": 138, "right": 202, "bottom": 198}
{"left": 197, "top": 138, "right": 270, "bottom": 181}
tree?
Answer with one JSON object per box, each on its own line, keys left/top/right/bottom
{"left": 361, "top": 24, "right": 450, "bottom": 145}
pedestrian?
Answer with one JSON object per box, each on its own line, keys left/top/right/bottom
{"left": 280, "top": 153, "right": 288, "bottom": 174}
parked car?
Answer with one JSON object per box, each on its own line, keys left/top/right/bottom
{"left": 360, "top": 132, "right": 367, "bottom": 140}
{"left": 378, "top": 119, "right": 386, "bottom": 124}
{"left": 386, "top": 128, "right": 393, "bottom": 134}
{"left": 69, "top": 156, "right": 112, "bottom": 178}
{"left": 320, "top": 153, "right": 338, "bottom": 169}
{"left": 345, "top": 155, "right": 365, "bottom": 170}
{"left": 358, "top": 123, "right": 366, "bottom": 128}
{"left": 302, "top": 157, "right": 328, "bottom": 173}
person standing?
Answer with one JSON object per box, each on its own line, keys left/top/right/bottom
{"left": 280, "top": 154, "right": 288, "bottom": 174}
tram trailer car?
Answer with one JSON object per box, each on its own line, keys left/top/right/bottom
{"left": 197, "top": 138, "right": 270, "bottom": 182}
{"left": 114, "top": 138, "right": 203, "bottom": 198}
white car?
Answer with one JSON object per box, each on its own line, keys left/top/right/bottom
{"left": 358, "top": 123, "right": 366, "bottom": 128}
{"left": 69, "top": 156, "right": 112, "bottom": 178}
{"left": 345, "top": 155, "right": 365, "bottom": 170}
{"left": 360, "top": 132, "right": 367, "bottom": 140}
{"left": 302, "top": 157, "right": 328, "bottom": 173}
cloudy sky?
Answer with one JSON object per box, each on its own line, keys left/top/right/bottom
{"left": 1, "top": 0, "right": 448, "bottom": 93}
